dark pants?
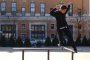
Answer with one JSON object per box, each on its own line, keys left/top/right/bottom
{"left": 57, "top": 27, "right": 76, "bottom": 47}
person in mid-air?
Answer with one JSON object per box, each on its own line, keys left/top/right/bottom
{"left": 50, "top": 4, "right": 77, "bottom": 53}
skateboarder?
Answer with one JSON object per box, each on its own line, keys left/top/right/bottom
{"left": 50, "top": 4, "right": 77, "bottom": 53}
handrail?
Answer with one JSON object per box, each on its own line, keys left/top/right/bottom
{"left": 12, "top": 47, "right": 74, "bottom": 60}
{"left": 0, "top": 47, "right": 90, "bottom": 60}
{"left": 0, "top": 47, "right": 73, "bottom": 52}
{"left": 0, "top": 47, "right": 74, "bottom": 60}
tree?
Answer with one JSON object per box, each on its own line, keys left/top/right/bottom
{"left": 52, "top": 37, "right": 59, "bottom": 47}
{"left": 45, "top": 37, "right": 52, "bottom": 47}
{"left": 0, "top": 35, "right": 7, "bottom": 47}
{"left": 88, "top": 38, "right": 90, "bottom": 46}
{"left": 16, "top": 37, "right": 23, "bottom": 47}
{"left": 75, "top": 34, "right": 82, "bottom": 46}
{"left": 82, "top": 36, "right": 88, "bottom": 46}
{"left": 8, "top": 35, "right": 16, "bottom": 47}
{"left": 24, "top": 37, "right": 31, "bottom": 47}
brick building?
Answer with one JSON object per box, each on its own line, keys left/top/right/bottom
{"left": 0, "top": 0, "right": 89, "bottom": 42}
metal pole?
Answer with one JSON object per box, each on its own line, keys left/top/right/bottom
{"left": 47, "top": 50, "right": 50, "bottom": 60}
{"left": 22, "top": 50, "right": 24, "bottom": 60}
{"left": 71, "top": 52, "right": 74, "bottom": 60}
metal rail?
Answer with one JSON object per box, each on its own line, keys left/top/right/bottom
{"left": 12, "top": 47, "right": 74, "bottom": 60}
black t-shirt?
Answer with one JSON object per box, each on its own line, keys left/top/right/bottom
{"left": 50, "top": 5, "right": 70, "bottom": 29}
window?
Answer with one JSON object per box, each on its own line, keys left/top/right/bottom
{"left": 31, "top": 25, "right": 45, "bottom": 39}
{"left": 51, "top": 24, "right": 54, "bottom": 29}
{"left": 22, "top": 24, "right": 26, "bottom": 29}
{"left": 41, "top": 25, "right": 45, "bottom": 31}
{"left": 40, "top": 3, "right": 45, "bottom": 16}
{"left": 68, "top": 4, "right": 73, "bottom": 16}
{"left": 1, "top": 2, "right": 6, "bottom": 16}
{"left": 30, "top": 2, "right": 35, "bottom": 16}
{"left": 11, "top": 2, "right": 16, "bottom": 16}
{"left": 31, "top": 25, "right": 34, "bottom": 31}
{"left": 22, "top": 7, "right": 26, "bottom": 16}
{"left": 1, "top": 24, "right": 16, "bottom": 38}
{"left": 77, "top": 8, "right": 81, "bottom": 17}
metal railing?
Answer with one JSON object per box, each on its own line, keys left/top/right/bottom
{"left": 0, "top": 47, "right": 75, "bottom": 60}
{"left": 0, "top": 47, "right": 90, "bottom": 60}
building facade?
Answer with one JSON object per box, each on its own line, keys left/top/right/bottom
{"left": 0, "top": 0, "right": 90, "bottom": 42}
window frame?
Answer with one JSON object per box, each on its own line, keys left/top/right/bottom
{"left": 31, "top": 24, "right": 46, "bottom": 39}
{"left": 21, "top": 7, "right": 26, "bottom": 16}
{"left": 11, "top": 2, "right": 17, "bottom": 16}
{"left": 51, "top": 24, "right": 55, "bottom": 29}
{"left": 40, "top": 2, "right": 45, "bottom": 16}
{"left": 1, "top": 24, "right": 16, "bottom": 38}
{"left": 22, "top": 24, "right": 26, "bottom": 29}
{"left": 1, "top": 1, "right": 6, "bottom": 16}
{"left": 30, "top": 2, "right": 35, "bottom": 16}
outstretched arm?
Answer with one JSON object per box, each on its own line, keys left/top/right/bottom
{"left": 65, "top": 5, "right": 70, "bottom": 14}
